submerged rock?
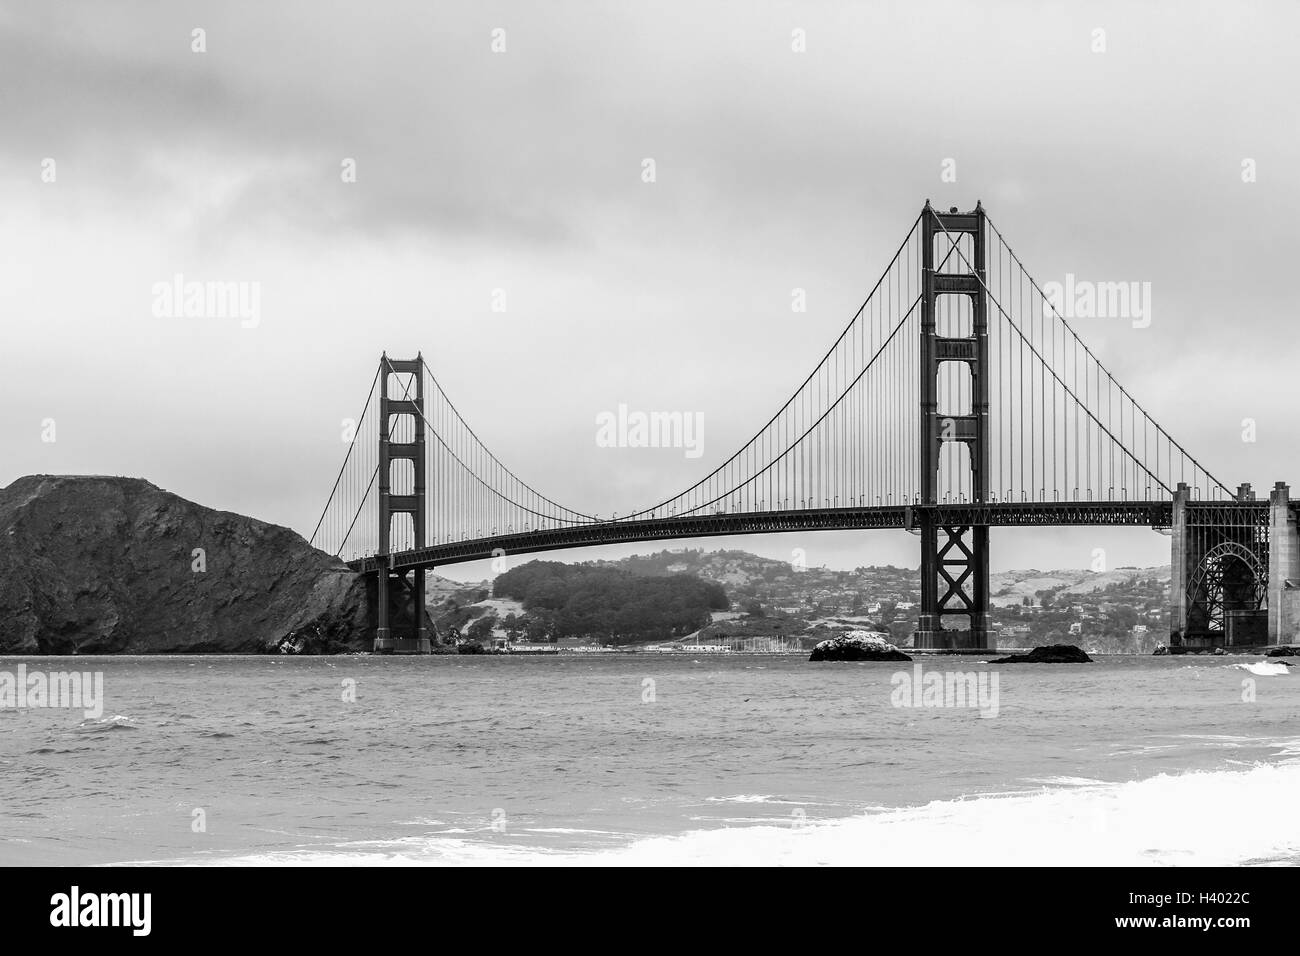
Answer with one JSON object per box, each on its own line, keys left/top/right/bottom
{"left": 0, "top": 474, "right": 398, "bottom": 653}
{"left": 990, "top": 644, "right": 1093, "bottom": 664}
{"left": 809, "top": 630, "right": 911, "bottom": 662}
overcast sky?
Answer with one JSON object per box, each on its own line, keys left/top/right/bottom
{"left": 2, "top": 1, "right": 1297, "bottom": 580}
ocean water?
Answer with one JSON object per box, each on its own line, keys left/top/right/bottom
{"left": 1, "top": 654, "right": 1297, "bottom": 866}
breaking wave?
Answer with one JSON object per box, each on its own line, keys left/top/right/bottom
{"left": 166, "top": 759, "right": 1300, "bottom": 867}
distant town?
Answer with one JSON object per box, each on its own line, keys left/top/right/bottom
{"left": 427, "top": 548, "right": 1171, "bottom": 655}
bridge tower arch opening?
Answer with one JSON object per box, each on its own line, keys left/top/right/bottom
{"left": 1189, "top": 545, "right": 1265, "bottom": 639}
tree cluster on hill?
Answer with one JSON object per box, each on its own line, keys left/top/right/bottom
{"left": 493, "top": 561, "right": 729, "bottom": 645}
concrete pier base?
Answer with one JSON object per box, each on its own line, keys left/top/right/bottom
{"left": 912, "top": 627, "right": 991, "bottom": 651}
{"left": 373, "top": 636, "right": 432, "bottom": 654}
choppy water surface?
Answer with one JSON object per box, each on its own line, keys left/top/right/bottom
{"left": 1, "top": 654, "right": 1297, "bottom": 865}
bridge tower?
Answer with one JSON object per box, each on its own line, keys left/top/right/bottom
{"left": 914, "top": 201, "right": 991, "bottom": 651}
{"left": 375, "top": 353, "right": 431, "bottom": 653}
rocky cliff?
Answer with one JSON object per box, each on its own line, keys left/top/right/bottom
{"left": 0, "top": 475, "right": 379, "bottom": 653}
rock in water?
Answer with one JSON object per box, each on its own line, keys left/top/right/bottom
{"left": 809, "top": 630, "right": 911, "bottom": 662}
{"left": 0, "top": 475, "right": 376, "bottom": 653}
{"left": 1266, "top": 646, "right": 1299, "bottom": 658}
{"left": 989, "top": 644, "right": 1093, "bottom": 664}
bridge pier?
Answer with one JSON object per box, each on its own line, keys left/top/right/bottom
{"left": 375, "top": 555, "right": 390, "bottom": 648}
{"left": 1268, "top": 482, "right": 1299, "bottom": 646}
{"left": 913, "top": 522, "right": 991, "bottom": 650}
{"left": 413, "top": 566, "right": 428, "bottom": 649}
{"left": 372, "top": 566, "right": 432, "bottom": 654}
{"left": 1169, "top": 483, "right": 1190, "bottom": 645}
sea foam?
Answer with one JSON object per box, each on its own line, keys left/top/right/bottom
{"left": 175, "top": 760, "right": 1300, "bottom": 868}
{"left": 1230, "top": 662, "right": 1291, "bottom": 677}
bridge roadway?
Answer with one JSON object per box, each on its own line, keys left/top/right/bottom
{"left": 347, "top": 499, "right": 1189, "bottom": 572}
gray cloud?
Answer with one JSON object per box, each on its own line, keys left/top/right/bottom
{"left": 1, "top": 0, "right": 1297, "bottom": 576}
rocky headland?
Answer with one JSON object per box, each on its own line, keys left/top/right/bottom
{"left": 0, "top": 475, "right": 409, "bottom": 654}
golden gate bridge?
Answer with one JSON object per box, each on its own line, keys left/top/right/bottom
{"left": 309, "top": 202, "right": 1298, "bottom": 653}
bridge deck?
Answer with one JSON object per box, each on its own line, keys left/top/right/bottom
{"left": 346, "top": 500, "right": 1197, "bottom": 572}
